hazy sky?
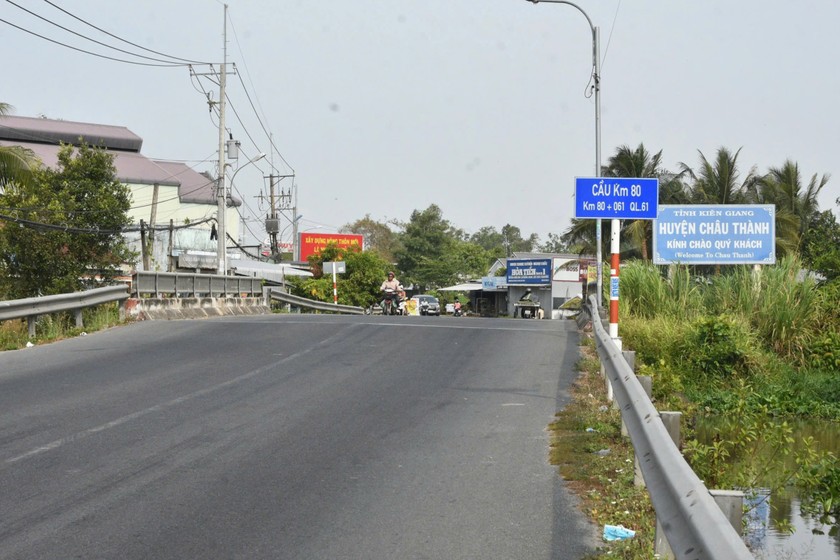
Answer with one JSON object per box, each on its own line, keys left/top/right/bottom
{"left": 4, "top": 0, "right": 839, "bottom": 247}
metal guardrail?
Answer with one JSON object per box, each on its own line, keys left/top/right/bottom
{"left": 269, "top": 288, "right": 365, "bottom": 315}
{"left": 585, "top": 296, "right": 752, "bottom": 560}
{"left": 0, "top": 285, "right": 129, "bottom": 338}
{"left": 132, "top": 271, "right": 262, "bottom": 298}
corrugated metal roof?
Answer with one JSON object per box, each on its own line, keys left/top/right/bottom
{"left": 0, "top": 140, "right": 181, "bottom": 188}
{"left": 0, "top": 115, "right": 233, "bottom": 207}
{"left": 152, "top": 160, "right": 217, "bottom": 204}
{"left": 0, "top": 115, "right": 143, "bottom": 152}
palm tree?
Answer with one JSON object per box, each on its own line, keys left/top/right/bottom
{"left": 603, "top": 144, "right": 688, "bottom": 261}
{"left": 754, "top": 160, "right": 830, "bottom": 256}
{"left": 680, "top": 147, "right": 758, "bottom": 205}
{"left": 0, "top": 103, "right": 36, "bottom": 190}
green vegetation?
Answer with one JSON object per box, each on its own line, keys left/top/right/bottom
{"left": 0, "top": 142, "right": 135, "bottom": 299}
{"left": 551, "top": 337, "right": 655, "bottom": 559}
{"left": 559, "top": 255, "right": 840, "bottom": 558}
{"left": 0, "top": 303, "right": 125, "bottom": 350}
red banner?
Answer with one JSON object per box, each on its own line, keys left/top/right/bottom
{"left": 299, "top": 233, "right": 364, "bottom": 261}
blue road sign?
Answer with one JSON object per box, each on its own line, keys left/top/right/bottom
{"left": 575, "top": 177, "right": 659, "bottom": 219}
{"left": 653, "top": 205, "right": 776, "bottom": 265}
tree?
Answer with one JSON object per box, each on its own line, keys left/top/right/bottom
{"left": 469, "top": 226, "right": 505, "bottom": 252}
{"left": 681, "top": 147, "right": 758, "bottom": 205}
{"left": 0, "top": 103, "right": 35, "bottom": 190}
{"left": 801, "top": 209, "right": 840, "bottom": 283}
{"left": 291, "top": 243, "right": 391, "bottom": 307}
{"left": 0, "top": 143, "right": 135, "bottom": 298}
{"left": 340, "top": 214, "right": 402, "bottom": 263}
{"left": 500, "top": 224, "right": 538, "bottom": 255}
{"left": 754, "top": 160, "right": 830, "bottom": 257}
{"left": 604, "top": 144, "right": 671, "bottom": 260}
{"left": 422, "top": 239, "right": 492, "bottom": 287}
{"left": 395, "top": 204, "right": 458, "bottom": 290}
{"left": 539, "top": 232, "right": 570, "bottom": 254}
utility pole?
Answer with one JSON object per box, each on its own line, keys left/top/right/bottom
{"left": 215, "top": 4, "right": 229, "bottom": 275}
{"left": 267, "top": 174, "right": 279, "bottom": 260}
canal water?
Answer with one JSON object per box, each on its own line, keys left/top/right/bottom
{"left": 696, "top": 418, "right": 840, "bottom": 559}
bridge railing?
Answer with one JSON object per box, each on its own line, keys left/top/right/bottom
{"left": 132, "top": 271, "right": 262, "bottom": 298}
{"left": 268, "top": 288, "right": 365, "bottom": 315}
{"left": 0, "top": 285, "right": 129, "bottom": 338}
{"left": 584, "top": 296, "right": 753, "bottom": 560}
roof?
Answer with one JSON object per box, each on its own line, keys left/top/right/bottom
{"left": 0, "top": 115, "right": 223, "bottom": 205}
{"left": 231, "top": 259, "right": 313, "bottom": 283}
{"left": 439, "top": 282, "right": 483, "bottom": 292}
{"left": 0, "top": 115, "right": 142, "bottom": 152}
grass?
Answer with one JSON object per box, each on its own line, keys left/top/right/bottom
{"left": 549, "top": 335, "right": 657, "bottom": 559}
{"left": 0, "top": 302, "right": 127, "bottom": 350}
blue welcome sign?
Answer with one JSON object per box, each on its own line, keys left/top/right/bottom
{"left": 506, "top": 258, "right": 551, "bottom": 285}
{"left": 653, "top": 205, "right": 776, "bottom": 265}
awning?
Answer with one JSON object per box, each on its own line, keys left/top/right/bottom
{"left": 232, "top": 261, "right": 313, "bottom": 283}
{"left": 438, "top": 282, "right": 483, "bottom": 292}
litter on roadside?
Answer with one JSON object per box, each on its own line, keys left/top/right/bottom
{"left": 603, "top": 524, "right": 636, "bottom": 541}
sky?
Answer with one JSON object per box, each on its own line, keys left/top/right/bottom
{"left": 3, "top": 0, "right": 840, "bottom": 248}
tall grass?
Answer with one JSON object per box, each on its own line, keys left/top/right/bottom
{"left": 621, "top": 257, "right": 821, "bottom": 363}
{"left": 705, "top": 257, "right": 820, "bottom": 361}
{"left": 619, "top": 261, "right": 704, "bottom": 318}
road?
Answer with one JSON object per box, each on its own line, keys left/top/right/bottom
{"left": 0, "top": 314, "right": 597, "bottom": 559}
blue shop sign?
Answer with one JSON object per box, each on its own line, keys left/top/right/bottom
{"left": 506, "top": 258, "right": 551, "bottom": 285}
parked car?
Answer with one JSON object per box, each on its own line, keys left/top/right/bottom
{"left": 411, "top": 295, "right": 441, "bottom": 316}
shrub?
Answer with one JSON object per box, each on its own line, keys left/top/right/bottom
{"left": 681, "top": 315, "right": 756, "bottom": 380}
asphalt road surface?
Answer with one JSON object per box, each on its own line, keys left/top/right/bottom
{"left": 0, "top": 314, "right": 598, "bottom": 559}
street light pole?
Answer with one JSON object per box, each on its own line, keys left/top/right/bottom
{"left": 526, "top": 0, "right": 603, "bottom": 310}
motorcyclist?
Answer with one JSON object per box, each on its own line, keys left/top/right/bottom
{"left": 380, "top": 272, "right": 400, "bottom": 314}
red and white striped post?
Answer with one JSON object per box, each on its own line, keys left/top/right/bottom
{"left": 332, "top": 266, "right": 338, "bottom": 305}
{"left": 609, "top": 218, "right": 621, "bottom": 346}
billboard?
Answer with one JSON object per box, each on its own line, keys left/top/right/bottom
{"left": 653, "top": 205, "right": 776, "bottom": 265}
{"left": 552, "top": 257, "right": 581, "bottom": 283}
{"left": 506, "top": 258, "right": 552, "bottom": 285}
{"left": 299, "top": 233, "right": 364, "bottom": 261}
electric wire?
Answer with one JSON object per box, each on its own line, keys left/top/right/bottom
{"left": 600, "top": 0, "right": 622, "bottom": 71}
{"left": 0, "top": 16, "right": 189, "bottom": 67}
{"left": 41, "top": 0, "right": 210, "bottom": 65}
{"left": 0, "top": 212, "right": 214, "bottom": 234}
{"left": 4, "top": 0, "right": 198, "bottom": 66}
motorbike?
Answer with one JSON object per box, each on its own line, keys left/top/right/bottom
{"left": 419, "top": 300, "right": 430, "bottom": 316}
{"left": 453, "top": 302, "right": 463, "bottom": 317}
{"left": 381, "top": 288, "right": 400, "bottom": 316}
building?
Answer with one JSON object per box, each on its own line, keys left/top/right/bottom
{"left": 0, "top": 115, "right": 240, "bottom": 272}
{"left": 478, "top": 252, "right": 596, "bottom": 319}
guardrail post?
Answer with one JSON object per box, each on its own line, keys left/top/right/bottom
{"left": 632, "top": 374, "right": 652, "bottom": 487}
{"left": 709, "top": 489, "right": 745, "bottom": 535}
{"left": 28, "top": 316, "right": 37, "bottom": 338}
{"left": 74, "top": 309, "right": 84, "bottom": 329}
{"left": 653, "top": 411, "right": 683, "bottom": 559}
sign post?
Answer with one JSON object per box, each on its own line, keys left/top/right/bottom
{"left": 575, "top": 177, "right": 659, "bottom": 342}
{"left": 323, "top": 261, "right": 347, "bottom": 305}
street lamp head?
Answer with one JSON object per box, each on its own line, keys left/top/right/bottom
{"left": 252, "top": 152, "right": 267, "bottom": 162}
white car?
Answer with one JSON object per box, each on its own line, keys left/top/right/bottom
{"left": 411, "top": 295, "right": 441, "bottom": 316}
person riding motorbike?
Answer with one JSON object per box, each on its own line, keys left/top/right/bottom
{"left": 380, "top": 272, "right": 401, "bottom": 315}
